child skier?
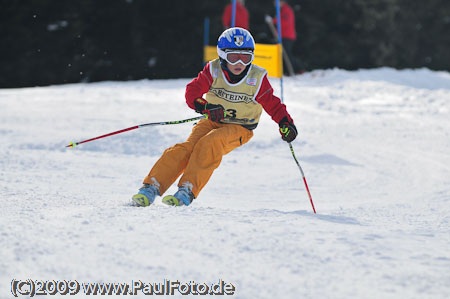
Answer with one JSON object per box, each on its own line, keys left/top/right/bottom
{"left": 132, "top": 27, "right": 297, "bottom": 207}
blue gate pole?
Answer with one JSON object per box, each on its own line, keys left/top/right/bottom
{"left": 275, "top": 0, "right": 284, "bottom": 103}
{"left": 203, "top": 17, "right": 210, "bottom": 66}
{"left": 204, "top": 17, "right": 210, "bottom": 46}
{"left": 231, "top": 0, "right": 236, "bottom": 27}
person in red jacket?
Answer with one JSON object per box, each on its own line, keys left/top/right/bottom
{"left": 132, "top": 28, "right": 297, "bottom": 207}
{"left": 268, "top": 0, "right": 301, "bottom": 74}
{"left": 222, "top": 0, "right": 249, "bottom": 30}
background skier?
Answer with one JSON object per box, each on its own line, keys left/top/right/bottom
{"left": 222, "top": 0, "right": 250, "bottom": 30}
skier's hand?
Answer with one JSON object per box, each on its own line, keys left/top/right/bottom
{"left": 203, "top": 104, "right": 225, "bottom": 122}
{"left": 265, "top": 15, "right": 273, "bottom": 23}
{"left": 278, "top": 116, "right": 298, "bottom": 143}
{"left": 194, "top": 98, "right": 208, "bottom": 113}
{"left": 194, "top": 98, "right": 225, "bottom": 122}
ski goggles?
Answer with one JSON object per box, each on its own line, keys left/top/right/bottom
{"left": 223, "top": 50, "right": 254, "bottom": 66}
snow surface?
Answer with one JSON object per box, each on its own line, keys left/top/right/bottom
{"left": 1, "top": 68, "right": 450, "bottom": 298}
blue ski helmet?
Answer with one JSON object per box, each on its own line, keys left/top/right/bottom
{"left": 217, "top": 27, "right": 255, "bottom": 62}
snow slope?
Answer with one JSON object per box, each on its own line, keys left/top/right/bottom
{"left": 1, "top": 68, "right": 450, "bottom": 298}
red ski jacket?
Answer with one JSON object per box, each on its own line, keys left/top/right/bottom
{"left": 185, "top": 62, "right": 293, "bottom": 126}
{"left": 222, "top": 3, "right": 249, "bottom": 30}
{"left": 273, "top": 3, "right": 296, "bottom": 40}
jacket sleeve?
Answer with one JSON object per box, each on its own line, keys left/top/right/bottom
{"left": 185, "top": 63, "right": 213, "bottom": 110}
{"left": 255, "top": 75, "right": 294, "bottom": 124}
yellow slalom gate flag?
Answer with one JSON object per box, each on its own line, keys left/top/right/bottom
{"left": 203, "top": 43, "right": 283, "bottom": 78}
{"left": 203, "top": 45, "right": 218, "bottom": 65}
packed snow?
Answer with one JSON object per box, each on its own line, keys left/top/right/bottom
{"left": 1, "top": 68, "right": 450, "bottom": 298}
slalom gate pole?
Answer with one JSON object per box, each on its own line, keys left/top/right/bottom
{"left": 288, "top": 142, "right": 317, "bottom": 214}
{"left": 231, "top": 0, "right": 236, "bottom": 27}
{"left": 66, "top": 115, "right": 205, "bottom": 148}
{"left": 275, "top": 0, "right": 284, "bottom": 102}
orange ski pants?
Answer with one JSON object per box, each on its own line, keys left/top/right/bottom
{"left": 143, "top": 119, "right": 253, "bottom": 198}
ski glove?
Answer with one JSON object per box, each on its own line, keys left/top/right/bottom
{"left": 278, "top": 116, "right": 298, "bottom": 143}
{"left": 194, "top": 98, "right": 225, "bottom": 122}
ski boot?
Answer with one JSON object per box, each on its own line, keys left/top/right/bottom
{"left": 132, "top": 184, "right": 159, "bottom": 207}
{"left": 162, "top": 186, "right": 194, "bottom": 206}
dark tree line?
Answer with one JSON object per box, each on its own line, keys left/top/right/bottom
{"left": 1, "top": 0, "right": 449, "bottom": 88}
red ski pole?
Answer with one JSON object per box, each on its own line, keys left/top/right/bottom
{"left": 288, "top": 143, "right": 316, "bottom": 213}
{"left": 66, "top": 115, "right": 205, "bottom": 148}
